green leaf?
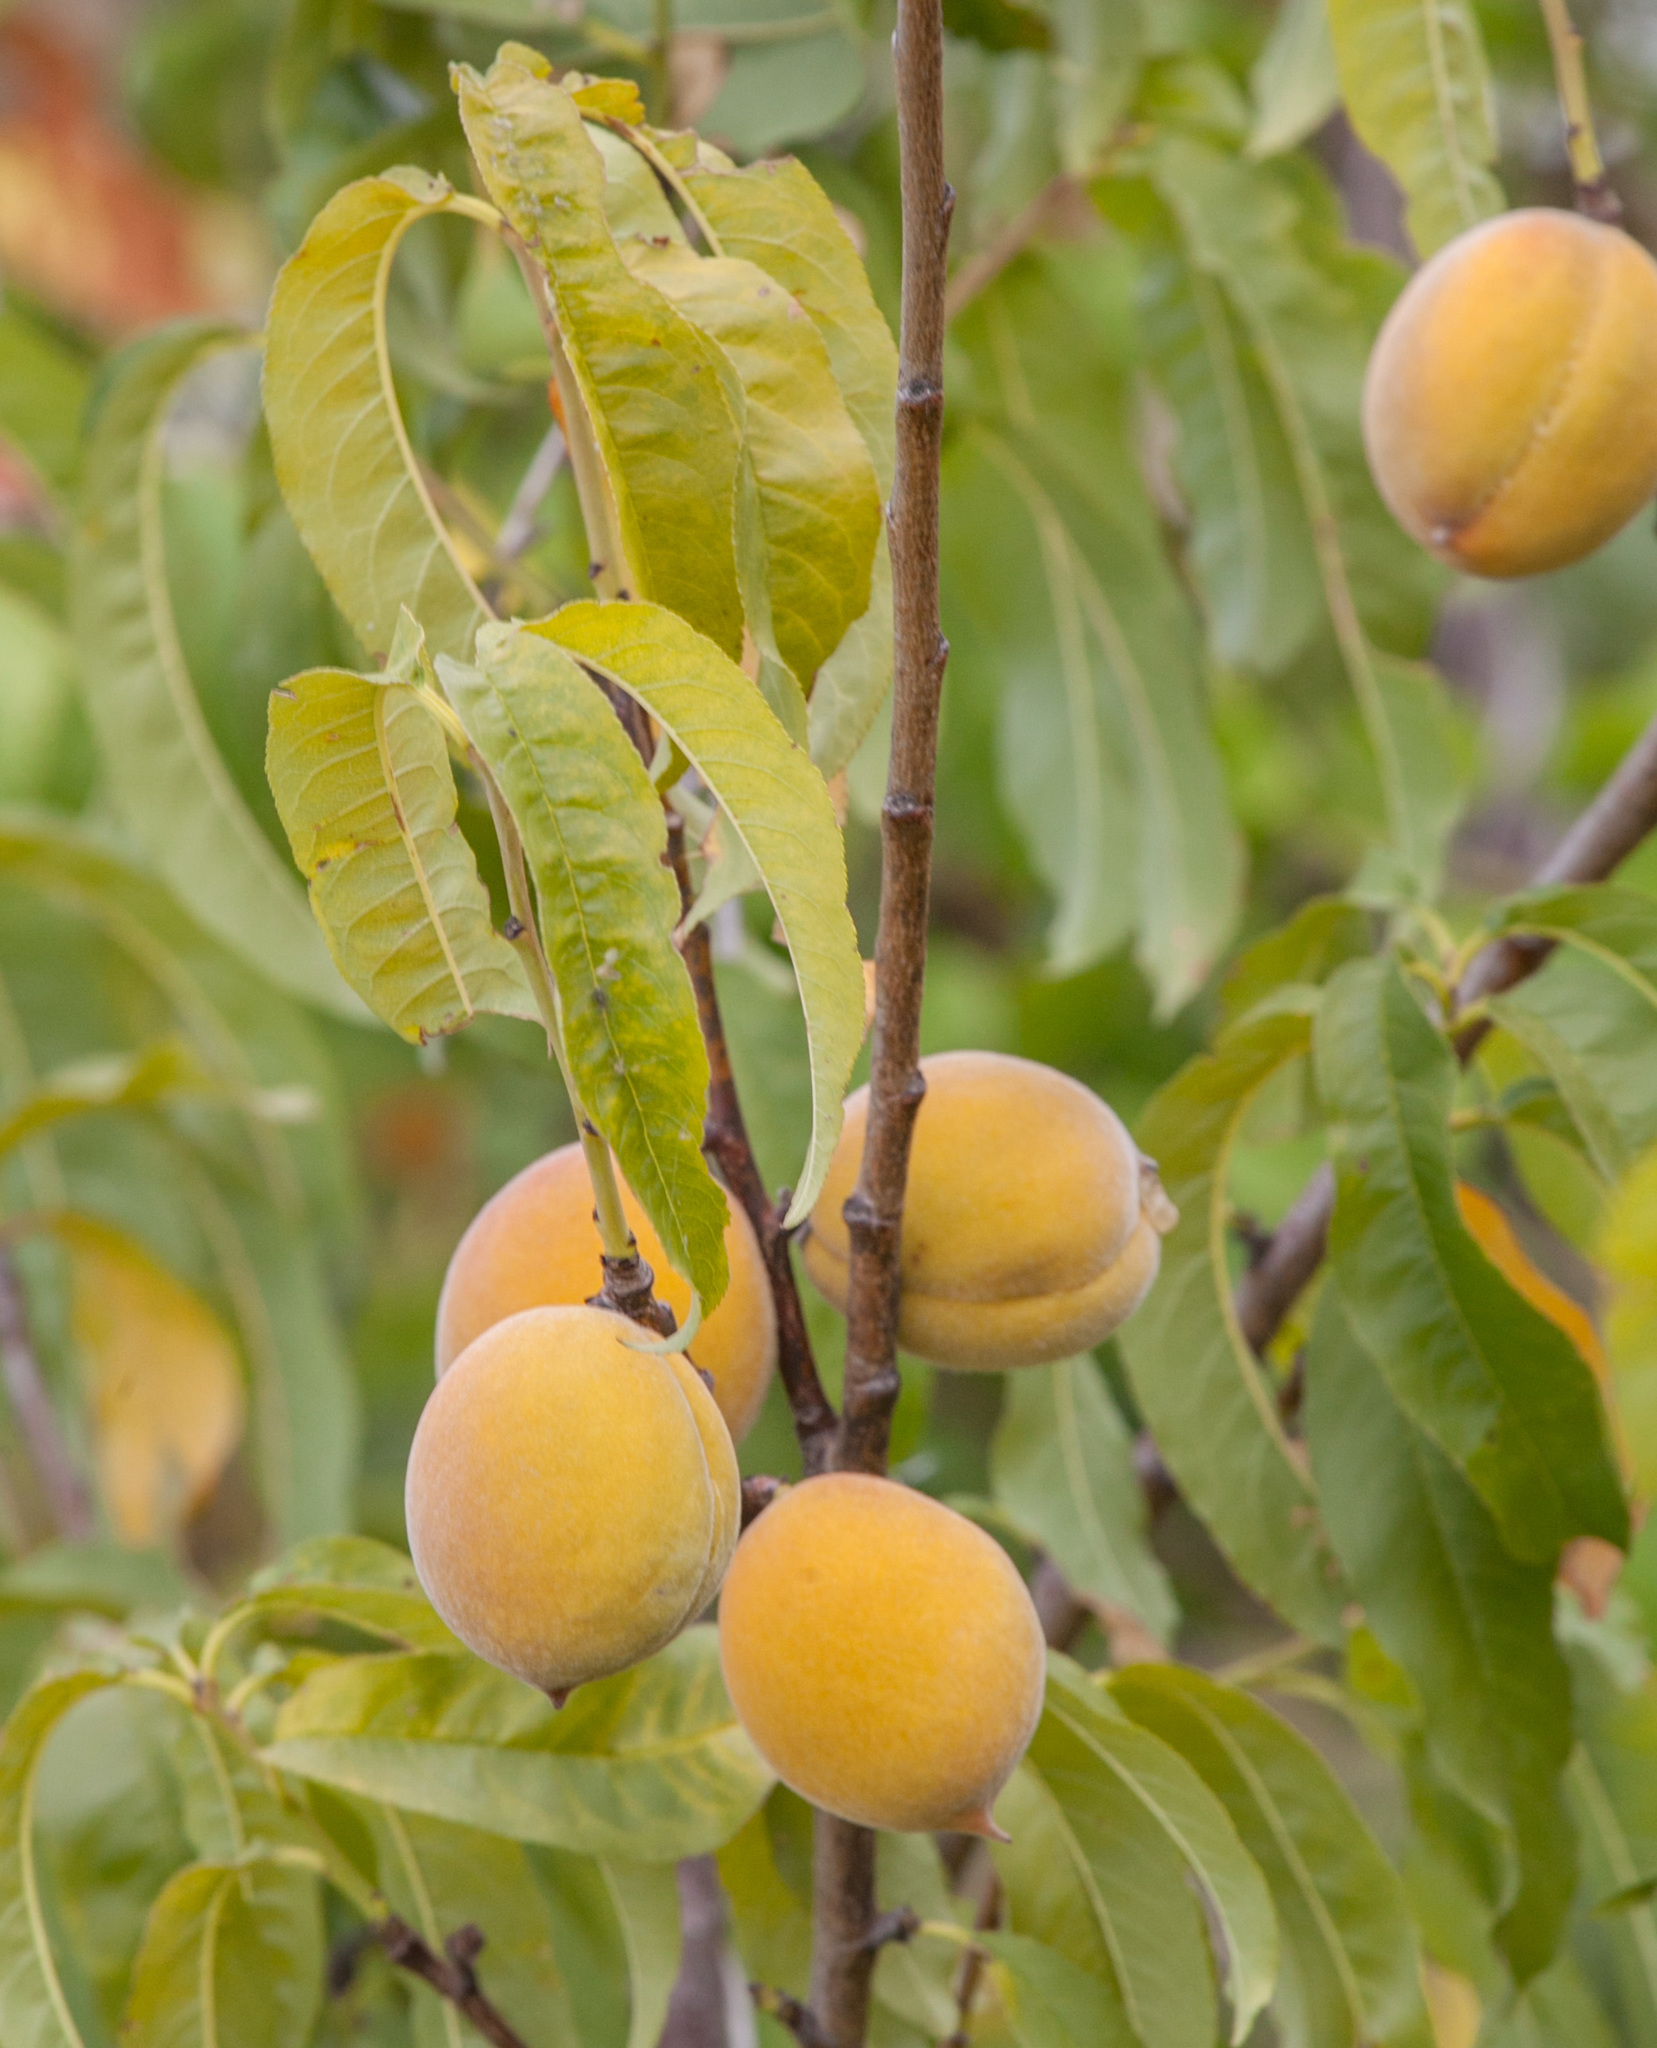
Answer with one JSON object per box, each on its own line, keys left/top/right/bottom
{"left": 1485, "top": 885, "right": 1657, "bottom": 1182}
{"left": 266, "top": 662, "right": 535, "bottom": 1042}
{"left": 989, "top": 1358, "right": 1178, "bottom": 1644}
{"left": 1351, "top": 655, "right": 1472, "bottom": 903}
{"left": 0, "top": 302, "right": 90, "bottom": 497}
{"left": 265, "top": 1628, "right": 773, "bottom": 1862}
{"left": 1110, "top": 1665, "right": 1428, "bottom": 2048}
{"left": 522, "top": 603, "right": 862, "bottom": 1223}
{"left": 998, "top": 1658, "right": 1277, "bottom": 2047}
{"left": 70, "top": 325, "right": 354, "bottom": 1018}
{"left": 1218, "top": 897, "right": 1371, "bottom": 1027}
{"left": 1118, "top": 1008, "right": 1347, "bottom": 1640}
{"left": 1248, "top": 0, "right": 1341, "bottom": 159}
{"left": 0, "top": 1041, "right": 213, "bottom": 1162}
{"left": 1479, "top": 1954, "right": 1620, "bottom": 2048}
{"left": 623, "top": 237, "right": 881, "bottom": 695}
{"left": 1302, "top": 1285, "right": 1577, "bottom": 1981}
{"left": 454, "top": 54, "right": 743, "bottom": 655}
{"left": 940, "top": 0, "right": 1050, "bottom": 54}
{"left": 223, "top": 1537, "right": 460, "bottom": 1657}
{"left": 1567, "top": 1651, "right": 1657, "bottom": 2041}
{"left": 264, "top": 169, "right": 486, "bottom": 662}
{"left": 945, "top": 251, "right": 1242, "bottom": 1010}
{"left": 445, "top": 629, "right": 729, "bottom": 1307}
{"left": 1326, "top": 0, "right": 1503, "bottom": 258}
{"left": 0, "top": 1672, "right": 119, "bottom": 2048}
{"left": 524, "top": 1848, "right": 684, "bottom": 2048}
{"left": 1316, "top": 954, "right": 1627, "bottom": 1559}
{"left": 977, "top": 1932, "right": 1136, "bottom": 2047}
{"left": 122, "top": 1856, "right": 323, "bottom": 2048}
{"left": 0, "top": 588, "right": 74, "bottom": 805}
{"left": 0, "top": 1545, "right": 185, "bottom": 1622}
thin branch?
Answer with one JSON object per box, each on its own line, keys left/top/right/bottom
{"left": 495, "top": 422, "right": 567, "bottom": 563}
{"left": 1232, "top": 707, "right": 1657, "bottom": 1360}
{"left": 1537, "top": 0, "right": 1620, "bottom": 221}
{"left": 741, "top": 1474, "right": 785, "bottom": 1525}
{"left": 373, "top": 1919, "right": 529, "bottom": 2048}
{"left": 809, "top": 1818, "right": 880, "bottom": 2048}
{"left": 0, "top": 1247, "right": 94, "bottom": 1541}
{"left": 751, "top": 1982, "right": 830, "bottom": 2047}
{"left": 667, "top": 819, "right": 839, "bottom": 1472}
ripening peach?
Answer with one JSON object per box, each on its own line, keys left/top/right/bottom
{"left": 1363, "top": 210, "right": 1657, "bottom": 578}
{"left": 435, "top": 1143, "right": 777, "bottom": 1440}
{"left": 406, "top": 1305, "right": 738, "bottom": 1701}
{"left": 718, "top": 1474, "right": 1046, "bottom": 1834}
{"left": 802, "top": 1051, "right": 1175, "bottom": 1369}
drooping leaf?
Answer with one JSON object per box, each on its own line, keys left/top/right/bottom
{"left": 1316, "top": 954, "right": 1627, "bottom": 1560}
{"left": 264, "top": 169, "right": 486, "bottom": 661}
{"left": 266, "top": 663, "right": 535, "bottom": 1042}
{"left": 0, "top": 1672, "right": 119, "bottom": 2048}
{"left": 121, "top": 1856, "right": 323, "bottom": 2048}
{"left": 1248, "top": 0, "right": 1341, "bottom": 159}
{"left": 444, "top": 629, "right": 729, "bottom": 1308}
{"left": 265, "top": 1628, "right": 773, "bottom": 1862}
{"left": 622, "top": 238, "right": 881, "bottom": 696}
{"left": 49, "top": 1212, "right": 244, "bottom": 1549}
{"left": 220, "top": 1537, "right": 460, "bottom": 1659}
{"left": 1218, "top": 897, "right": 1371, "bottom": 1028}
{"left": 455, "top": 53, "right": 744, "bottom": 655}
{"left": 1118, "top": 1007, "right": 1347, "bottom": 1640}
{"left": 1110, "top": 1664, "right": 1429, "bottom": 2048}
{"left": 522, "top": 603, "right": 862, "bottom": 1223}
{"left": 70, "top": 324, "right": 353, "bottom": 1017}
{"left": 997, "top": 1657, "right": 1278, "bottom": 2047}
{"left": 1302, "top": 1285, "right": 1577, "bottom": 1981}
{"left": 527, "top": 1849, "right": 683, "bottom": 2048}
{"left": 1326, "top": 0, "right": 1503, "bottom": 258}
{"left": 989, "top": 1358, "right": 1178, "bottom": 1644}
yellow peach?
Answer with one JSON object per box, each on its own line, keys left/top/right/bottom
{"left": 803, "top": 1051, "right": 1171, "bottom": 1369}
{"left": 405, "top": 1304, "right": 737, "bottom": 1699}
{"left": 1363, "top": 209, "right": 1657, "bottom": 578}
{"left": 718, "top": 1473, "right": 1046, "bottom": 1834}
{"left": 435, "top": 1143, "right": 777, "bottom": 1440}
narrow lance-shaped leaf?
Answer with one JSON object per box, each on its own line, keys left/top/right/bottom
{"left": 264, "top": 1628, "right": 773, "bottom": 1863}
{"left": 1303, "top": 1284, "right": 1578, "bottom": 1981}
{"left": 263, "top": 169, "right": 486, "bottom": 661}
{"left": 455, "top": 53, "right": 744, "bottom": 656}
{"left": 0, "top": 1671, "right": 119, "bottom": 2048}
{"left": 1118, "top": 1006, "right": 1347, "bottom": 1640}
{"left": 122, "top": 1855, "right": 324, "bottom": 2048}
{"left": 266, "top": 662, "right": 535, "bottom": 1042}
{"left": 522, "top": 603, "right": 863, "bottom": 1223}
{"left": 623, "top": 237, "right": 881, "bottom": 696}
{"left": 71, "top": 324, "right": 355, "bottom": 1016}
{"left": 219, "top": 1536, "right": 460, "bottom": 1657}
{"left": 444, "top": 628, "right": 730, "bottom": 1309}
{"left": 1326, "top": 0, "right": 1504, "bottom": 259}
{"left": 1110, "top": 1664, "right": 1430, "bottom": 2048}
{"left": 1316, "top": 953, "right": 1627, "bottom": 1559}
{"left": 1566, "top": 1646, "right": 1657, "bottom": 2038}
{"left": 989, "top": 1358, "right": 1178, "bottom": 1645}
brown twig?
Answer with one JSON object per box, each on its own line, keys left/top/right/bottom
{"left": 807, "top": 2, "right": 952, "bottom": 2044}
{"left": 373, "top": 1918, "right": 528, "bottom": 2048}
{"left": 941, "top": 1873, "right": 1002, "bottom": 2048}
{"left": 751, "top": 1982, "right": 830, "bottom": 2047}
{"left": 0, "top": 1246, "right": 94, "bottom": 1541}
{"left": 1232, "top": 707, "right": 1657, "bottom": 1361}
{"left": 666, "top": 818, "right": 839, "bottom": 1470}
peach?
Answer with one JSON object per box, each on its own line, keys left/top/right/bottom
{"left": 718, "top": 1473, "right": 1046, "bottom": 1834}
{"left": 405, "top": 1304, "right": 737, "bottom": 1699}
{"left": 803, "top": 1051, "right": 1172, "bottom": 1369}
{"left": 1363, "top": 209, "right": 1657, "bottom": 578}
{"left": 435, "top": 1143, "right": 777, "bottom": 1440}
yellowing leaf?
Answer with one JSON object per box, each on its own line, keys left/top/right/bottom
{"left": 1602, "top": 1142, "right": 1657, "bottom": 1504}
{"left": 54, "top": 1216, "right": 244, "bottom": 1546}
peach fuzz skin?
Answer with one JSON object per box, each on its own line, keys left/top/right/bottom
{"left": 718, "top": 1473, "right": 1046, "bottom": 1834}
{"left": 1362, "top": 209, "right": 1657, "bottom": 579}
{"left": 803, "top": 1050, "right": 1169, "bottom": 1369}
{"left": 435, "top": 1143, "right": 777, "bottom": 1440}
{"left": 406, "top": 1304, "right": 737, "bottom": 1700}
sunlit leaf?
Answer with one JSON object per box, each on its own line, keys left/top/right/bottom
{"left": 1326, "top": 0, "right": 1503, "bottom": 258}
{"left": 122, "top": 1856, "right": 323, "bottom": 2048}
{"left": 266, "top": 662, "right": 535, "bottom": 1042}
{"left": 1110, "top": 1664, "right": 1429, "bottom": 2048}
{"left": 1316, "top": 954, "right": 1627, "bottom": 1560}
{"left": 522, "top": 603, "right": 862, "bottom": 1223}
{"left": 220, "top": 1537, "right": 460, "bottom": 1658}
{"left": 1118, "top": 1007, "right": 1347, "bottom": 1639}
{"left": 1602, "top": 1141, "right": 1657, "bottom": 1502}
{"left": 1303, "top": 1285, "right": 1576, "bottom": 1981}
{"left": 264, "top": 170, "right": 486, "bottom": 661}
{"left": 71, "top": 324, "right": 354, "bottom": 1016}
{"left": 455, "top": 52, "right": 744, "bottom": 654}
{"left": 990, "top": 1358, "right": 1178, "bottom": 1644}
{"left": 265, "top": 1628, "right": 773, "bottom": 1862}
